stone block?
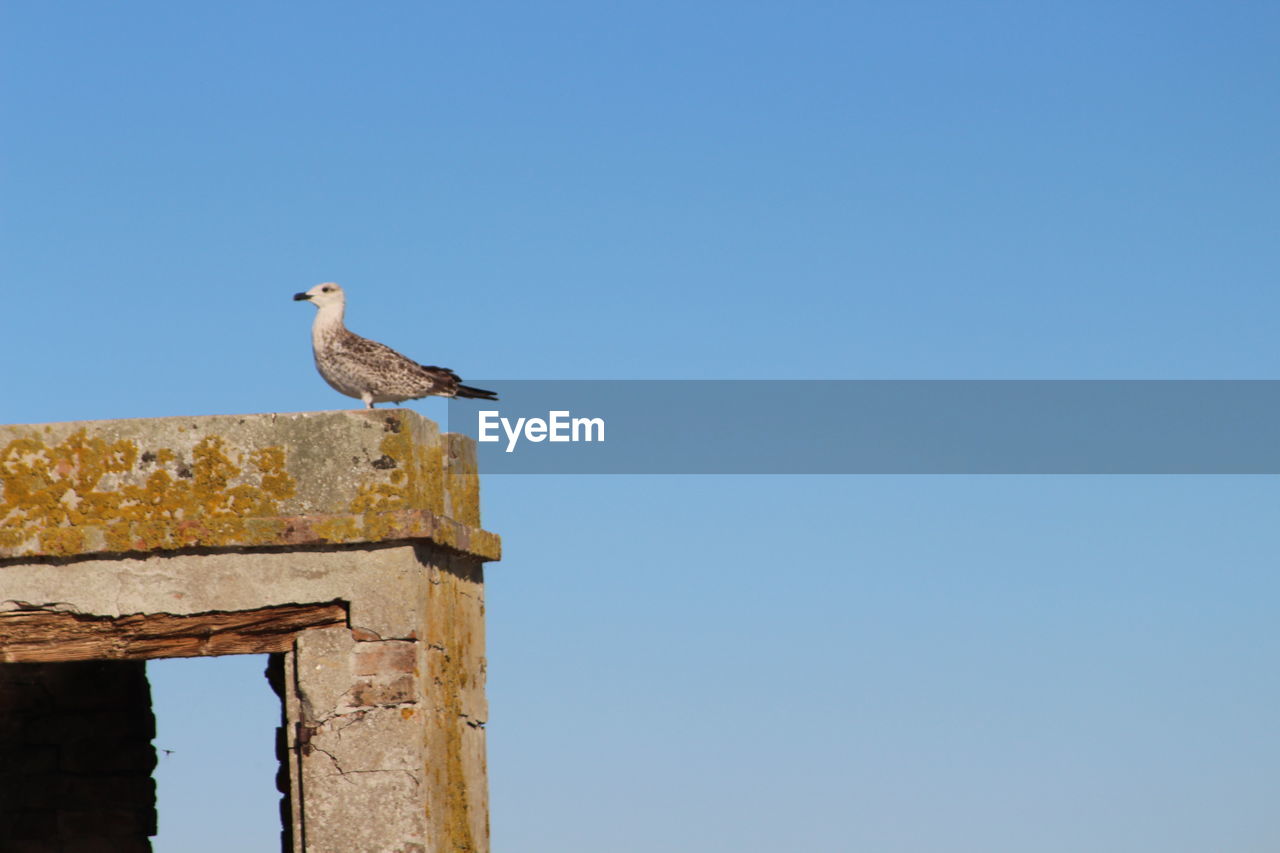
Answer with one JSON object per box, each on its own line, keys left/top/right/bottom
{"left": 0, "top": 410, "right": 496, "bottom": 852}
{"left": 0, "top": 409, "right": 499, "bottom": 561}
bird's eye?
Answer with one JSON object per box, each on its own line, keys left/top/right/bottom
{"left": 322, "top": 286, "right": 333, "bottom": 292}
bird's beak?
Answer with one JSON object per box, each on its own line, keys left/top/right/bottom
{"left": 293, "top": 292, "right": 311, "bottom": 301}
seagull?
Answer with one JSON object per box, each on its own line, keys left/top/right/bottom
{"left": 293, "top": 282, "right": 497, "bottom": 409}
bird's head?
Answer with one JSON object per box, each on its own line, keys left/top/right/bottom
{"left": 293, "top": 282, "right": 345, "bottom": 309}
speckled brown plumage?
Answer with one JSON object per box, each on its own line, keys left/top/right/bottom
{"left": 294, "top": 283, "right": 497, "bottom": 408}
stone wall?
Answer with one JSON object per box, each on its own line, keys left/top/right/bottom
{"left": 0, "top": 410, "right": 498, "bottom": 853}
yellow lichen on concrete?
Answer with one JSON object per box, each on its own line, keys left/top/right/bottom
{"left": 421, "top": 556, "right": 487, "bottom": 852}
{"left": 0, "top": 410, "right": 498, "bottom": 560}
{"left": 0, "top": 430, "right": 297, "bottom": 556}
{"left": 349, "top": 429, "right": 449, "bottom": 542}
{"left": 444, "top": 434, "right": 482, "bottom": 529}
{"left": 309, "top": 516, "right": 361, "bottom": 543}
{"left": 342, "top": 415, "right": 486, "bottom": 539}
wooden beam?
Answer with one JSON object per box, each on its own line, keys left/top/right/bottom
{"left": 0, "top": 602, "right": 348, "bottom": 663}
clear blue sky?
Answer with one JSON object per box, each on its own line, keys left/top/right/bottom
{"left": 3, "top": 2, "right": 1279, "bottom": 851}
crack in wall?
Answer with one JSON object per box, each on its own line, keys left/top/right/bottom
{"left": 303, "top": 721, "right": 423, "bottom": 789}
{"left": 302, "top": 699, "right": 419, "bottom": 732}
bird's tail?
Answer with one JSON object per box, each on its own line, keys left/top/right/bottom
{"left": 455, "top": 384, "right": 499, "bottom": 401}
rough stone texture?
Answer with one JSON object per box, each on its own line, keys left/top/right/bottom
{"left": 2, "top": 548, "right": 435, "bottom": 640}
{"left": 422, "top": 552, "right": 487, "bottom": 851}
{"left": 272, "top": 547, "right": 489, "bottom": 853}
{"left": 0, "top": 410, "right": 496, "bottom": 853}
{"left": 0, "top": 410, "right": 499, "bottom": 561}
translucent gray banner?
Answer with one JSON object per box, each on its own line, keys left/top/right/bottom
{"left": 442, "top": 381, "right": 1280, "bottom": 474}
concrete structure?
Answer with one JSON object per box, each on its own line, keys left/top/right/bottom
{"left": 0, "top": 410, "right": 499, "bottom": 853}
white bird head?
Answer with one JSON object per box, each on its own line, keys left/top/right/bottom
{"left": 293, "top": 282, "right": 346, "bottom": 309}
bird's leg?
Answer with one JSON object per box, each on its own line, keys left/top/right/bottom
{"left": 361, "top": 391, "right": 376, "bottom": 409}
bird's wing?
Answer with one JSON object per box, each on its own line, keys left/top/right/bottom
{"left": 416, "top": 364, "right": 465, "bottom": 395}
{"left": 331, "top": 332, "right": 417, "bottom": 372}
{"left": 333, "top": 333, "right": 460, "bottom": 395}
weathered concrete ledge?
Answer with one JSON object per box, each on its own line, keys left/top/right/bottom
{"left": 0, "top": 409, "right": 500, "bottom": 562}
{"left": 1, "top": 409, "right": 495, "bottom": 852}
